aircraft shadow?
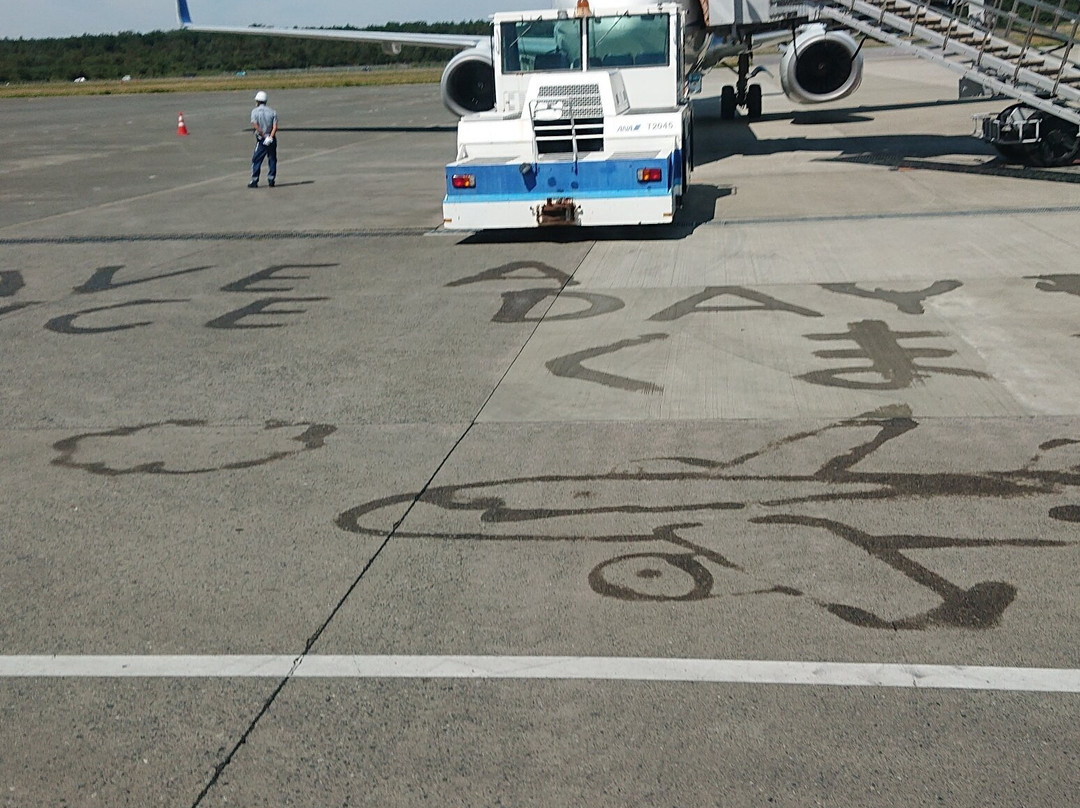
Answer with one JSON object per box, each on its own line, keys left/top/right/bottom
{"left": 696, "top": 128, "right": 993, "bottom": 163}
{"left": 693, "top": 119, "right": 1080, "bottom": 182}
{"left": 691, "top": 93, "right": 996, "bottom": 165}
{"left": 686, "top": 94, "right": 1080, "bottom": 180}
{"left": 693, "top": 94, "right": 997, "bottom": 126}
{"left": 829, "top": 153, "right": 1080, "bottom": 182}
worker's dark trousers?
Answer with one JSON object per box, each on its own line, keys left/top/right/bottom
{"left": 251, "top": 138, "right": 277, "bottom": 183}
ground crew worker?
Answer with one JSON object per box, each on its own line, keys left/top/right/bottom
{"left": 249, "top": 90, "right": 278, "bottom": 188}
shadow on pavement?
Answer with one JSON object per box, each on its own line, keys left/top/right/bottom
{"left": 456, "top": 185, "right": 735, "bottom": 244}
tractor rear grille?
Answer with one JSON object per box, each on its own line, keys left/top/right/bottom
{"left": 531, "top": 83, "right": 604, "bottom": 155}
{"left": 534, "top": 118, "right": 604, "bottom": 154}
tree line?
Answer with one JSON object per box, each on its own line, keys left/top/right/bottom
{"left": 0, "top": 22, "right": 489, "bottom": 83}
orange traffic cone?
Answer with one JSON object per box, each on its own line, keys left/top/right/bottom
{"left": 177, "top": 112, "right": 189, "bottom": 136}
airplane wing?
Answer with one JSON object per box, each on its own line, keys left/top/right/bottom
{"left": 176, "top": 0, "right": 487, "bottom": 51}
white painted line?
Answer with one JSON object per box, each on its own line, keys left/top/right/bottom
{"left": 0, "top": 655, "right": 299, "bottom": 678}
{"left": 1, "top": 655, "right": 1079, "bottom": 692}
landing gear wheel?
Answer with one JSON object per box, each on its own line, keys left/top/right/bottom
{"left": 990, "top": 105, "right": 1034, "bottom": 163}
{"left": 746, "top": 84, "right": 762, "bottom": 120}
{"left": 720, "top": 85, "right": 736, "bottom": 120}
{"left": 1029, "top": 112, "right": 1080, "bottom": 167}
{"left": 991, "top": 104, "right": 1080, "bottom": 167}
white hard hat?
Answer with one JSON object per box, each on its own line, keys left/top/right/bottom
{"left": 254, "top": 91, "right": 268, "bottom": 103}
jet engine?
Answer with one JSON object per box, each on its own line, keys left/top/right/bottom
{"left": 779, "top": 24, "right": 863, "bottom": 105}
{"left": 440, "top": 44, "right": 496, "bottom": 117}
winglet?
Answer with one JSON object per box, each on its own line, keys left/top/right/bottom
{"left": 177, "top": 0, "right": 192, "bottom": 26}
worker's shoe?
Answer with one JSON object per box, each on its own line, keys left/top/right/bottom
{"left": 268, "top": 179, "right": 275, "bottom": 187}
{"left": 247, "top": 180, "right": 258, "bottom": 188}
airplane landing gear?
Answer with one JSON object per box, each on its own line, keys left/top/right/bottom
{"left": 720, "top": 52, "right": 763, "bottom": 121}
{"left": 746, "top": 84, "right": 762, "bottom": 120}
{"left": 982, "top": 103, "right": 1080, "bottom": 168}
{"left": 720, "top": 85, "right": 737, "bottom": 119}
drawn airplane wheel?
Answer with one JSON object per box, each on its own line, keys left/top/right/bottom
{"left": 720, "top": 85, "right": 737, "bottom": 120}
{"left": 746, "top": 84, "right": 762, "bottom": 120}
{"left": 588, "top": 552, "right": 714, "bottom": 602}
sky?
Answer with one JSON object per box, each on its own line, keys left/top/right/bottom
{"left": 1, "top": 1, "right": 548, "bottom": 40}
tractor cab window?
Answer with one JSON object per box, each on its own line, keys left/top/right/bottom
{"left": 587, "top": 14, "right": 669, "bottom": 69}
{"left": 500, "top": 18, "right": 583, "bottom": 73}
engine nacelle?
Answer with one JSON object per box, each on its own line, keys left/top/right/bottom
{"left": 779, "top": 24, "right": 863, "bottom": 105}
{"left": 440, "top": 44, "right": 496, "bottom": 117}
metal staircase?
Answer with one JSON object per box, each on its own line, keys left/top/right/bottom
{"left": 780, "top": 0, "right": 1080, "bottom": 165}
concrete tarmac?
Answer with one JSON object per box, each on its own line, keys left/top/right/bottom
{"left": 2, "top": 51, "right": 1079, "bottom": 806}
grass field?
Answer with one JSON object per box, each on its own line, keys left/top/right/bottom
{"left": 0, "top": 66, "right": 444, "bottom": 99}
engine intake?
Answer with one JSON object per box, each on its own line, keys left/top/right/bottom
{"left": 779, "top": 25, "right": 863, "bottom": 105}
{"left": 440, "top": 45, "right": 496, "bottom": 117}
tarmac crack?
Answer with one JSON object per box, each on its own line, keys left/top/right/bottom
{"left": 189, "top": 242, "right": 595, "bottom": 807}
{"left": 190, "top": 425, "right": 473, "bottom": 806}
{"left": 471, "top": 244, "right": 596, "bottom": 421}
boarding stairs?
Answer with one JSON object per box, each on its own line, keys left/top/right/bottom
{"left": 780, "top": 0, "right": 1080, "bottom": 164}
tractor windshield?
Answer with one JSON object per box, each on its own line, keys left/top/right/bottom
{"left": 500, "top": 18, "right": 583, "bottom": 73}
{"left": 587, "top": 14, "right": 669, "bottom": 68}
